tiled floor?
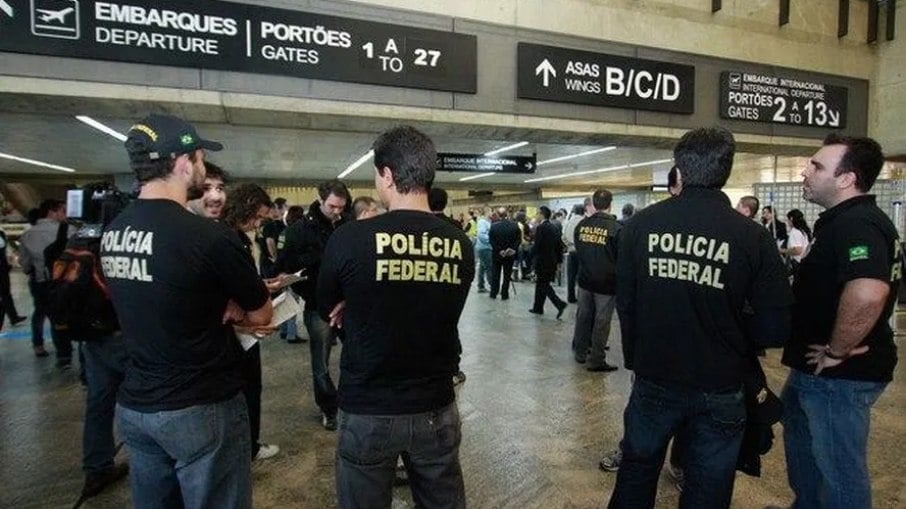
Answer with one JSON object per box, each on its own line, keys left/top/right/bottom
{"left": 1, "top": 272, "right": 904, "bottom": 508}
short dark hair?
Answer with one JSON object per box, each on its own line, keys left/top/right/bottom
{"left": 204, "top": 161, "right": 229, "bottom": 184}
{"left": 763, "top": 205, "right": 774, "bottom": 214}
{"left": 622, "top": 203, "right": 635, "bottom": 217}
{"left": 352, "top": 196, "right": 378, "bottom": 219}
{"left": 571, "top": 204, "right": 585, "bottom": 215}
{"left": 126, "top": 136, "right": 193, "bottom": 183}
{"left": 428, "top": 187, "right": 449, "bottom": 211}
{"left": 221, "top": 183, "right": 271, "bottom": 230}
{"left": 539, "top": 206, "right": 551, "bottom": 220}
{"left": 372, "top": 126, "right": 436, "bottom": 194}
{"left": 823, "top": 133, "right": 884, "bottom": 192}
{"left": 27, "top": 207, "right": 40, "bottom": 225}
{"left": 673, "top": 127, "right": 735, "bottom": 189}
{"left": 317, "top": 179, "right": 350, "bottom": 202}
{"left": 38, "top": 199, "right": 65, "bottom": 218}
{"left": 592, "top": 189, "right": 613, "bottom": 211}
{"left": 739, "top": 196, "right": 760, "bottom": 218}
{"left": 273, "top": 197, "right": 287, "bottom": 208}
{"left": 286, "top": 205, "right": 305, "bottom": 225}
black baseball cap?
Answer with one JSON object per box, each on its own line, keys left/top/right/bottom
{"left": 125, "top": 114, "right": 223, "bottom": 161}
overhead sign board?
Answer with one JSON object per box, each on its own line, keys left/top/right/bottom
{"left": 719, "top": 71, "right": 847, "bottom": 128}
{"left": 517, "top": 43, "right": 695, "bottom": 114}
{"left": 437, "top": 153, "right": 536, "bottom": 174}
{"left": 0, "top": 0, "right": 477, "bottom": 93}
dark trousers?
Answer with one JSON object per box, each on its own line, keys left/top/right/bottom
{"left": 532, "top": 270, "right": 564, "bottom": 312}
{"left": 242, "top": 343, "right": 263, "bottom": 458}
{"left": 28, "top": 279, "right": 72, "bottom": 360}
{"left": 83, "top": 335, "right": 127, "bottom": 473}
{"left": 0, "top": 267, "right": 22, "bottom": 325}
{"left": 303, "top": 309, "right": 338, "bottom": 417}
{"left": 608, "top": 377, "right": 745, "bottom": 509}
{"left": 336, "top": 403, "right": 465, "bottom": 509}
{"left": 566, "top": 252, "right": 578, "bottom": 301}
{"left": 489, "top": 257, "right": 515, "bottom": 299}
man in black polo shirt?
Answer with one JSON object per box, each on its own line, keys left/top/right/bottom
{"left": 609, "top": 127, "right": 791, "bottom": 509}
{"left": 571, "top": 189, "right": 621, "bottom": 372}
{"left": 102, "top": 114, "right": 273, "bottom": 509}
{"left": 781, "top": 134, "right": 902, "bottom": 509}
{"left": 318, "top": 126, "right": 474, "bottom": 509}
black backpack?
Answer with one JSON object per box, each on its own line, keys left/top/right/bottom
{"left": 47, "top": 235, "right": 119, "bottom": 342}
{"left": 43, "top": 221, "right": 69, "bottom": 275}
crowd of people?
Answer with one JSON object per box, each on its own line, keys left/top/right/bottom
{"left": 6, "top": 113, "right": 902, "bottom": 509}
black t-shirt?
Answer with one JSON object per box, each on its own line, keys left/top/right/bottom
{"left": 317, "top": 210, "right": 475, "bottom": 414}
{"left": 101, "top": 199, "right": 269, "bottom": 412}
{"left": 575, "top": 211, "right": 621, "bottom": 295}
{"left": 783, "top": 195, "right": 902, "bottom": 382}
{"left": 616, "top": 188, "right": 792, "bottom": 390}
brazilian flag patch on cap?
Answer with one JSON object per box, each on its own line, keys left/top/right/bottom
{"left": 180, "top": 134, "right": 194, "bottom": 146}
{"left": 849, "top": 245, "right": 869, "bottom": 261}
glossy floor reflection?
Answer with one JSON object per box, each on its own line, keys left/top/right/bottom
{"left": 1, "top": 271, "right": 904, "bottom": 508}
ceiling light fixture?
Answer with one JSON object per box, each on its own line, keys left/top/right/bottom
{"left": 458, "top": 172, "right": 496, "bottom": 182}
{"left": 524, "top": 158, "right": 672, "bottom": 183}
{"left": 537, "top": 146, "right": 617, "bottom": 166}
{"left": 0, "top": 151, "right": 77, "bottom": 173}
{"left": 75, "top": 115, "right": 128, "bottom": 142}
{"left": 337, "top": 149, "right": 374, "bottom": 179}
{"left": 483, "top": 141, "right": 529, "bottom": 157}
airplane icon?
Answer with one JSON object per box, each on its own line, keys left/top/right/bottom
{"left": 36, "top": 7, "right": 73, "bottom": 23}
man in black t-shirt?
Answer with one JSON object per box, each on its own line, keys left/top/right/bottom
{"left": 571, "top": 189, "right": 621, "bottom": 372}
{"left": 781, "top": 134, "right": 902, "bottom": 509}
{"left": 318, "top": 126, "right": 474, "bottom": 509}
{"left": 610, "top": 127, "right": 791, "bottom": 509}
{"left": 102, "top": 114, "right": 273, "bottom": 509}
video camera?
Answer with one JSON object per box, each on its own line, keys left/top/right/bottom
{"left": 66, "top": 182, "right": 133, "bottom": 230}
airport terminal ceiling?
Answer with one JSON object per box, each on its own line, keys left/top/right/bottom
{"left": 4, "top": 108, "right": 896, "bottom": 192}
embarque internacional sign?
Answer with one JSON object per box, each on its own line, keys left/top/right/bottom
{"left": 517, "top": 43, "right": 695, "bottom": 114}
{"left": 719, "top": 71, "right": 848, "bottom": 128}
{"left": 0, "top": 0, "right": 477, "bottom": 93}
{"left": 437, "top": 153, "right": 537, "bottom": 174}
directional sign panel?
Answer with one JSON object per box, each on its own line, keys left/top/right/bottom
{"left": 517, "top": 43, "right": 695, "bottom": 114}
{"left": 0, "top": 0, "right": 477, "bottom": 93}
{"left": 437, "top": 153, "right": 536, "bottom": 174}
{"left": 719, "top": 71, "right": 848, "bottom": 128}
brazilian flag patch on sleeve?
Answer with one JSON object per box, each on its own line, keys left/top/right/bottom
{"left": 848, "top": 245, "right": 869, "bottom": 261}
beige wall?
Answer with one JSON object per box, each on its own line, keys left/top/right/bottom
{"left": 872, "top": 2, "right": 906, "bottom": 156}
{"left": 350, "top": 0, "right": 875, "bottom": 79}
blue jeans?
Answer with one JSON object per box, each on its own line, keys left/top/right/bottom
{"left": 83, "top": 335, "right": 128, "bottom": 473}
{"left": 476, "top": 248, "right": 492, "bottom": 290}
{"left": 336, "top": 403, "right": 465, "bottom": 509}
{"left": 279, "top": 292, "right": 299, "bottom": 340}
{"left": 782, "top": 370, "right": 887, "bottom": 509}
{"left": 28, "top": 279, "right": 72, "bottom": 361}
{"left": 117, "top": 393, "right": 252, "bottom": 509}
{"left": 608, "top": 378, "right": 745, "bottom": 509}
{"left": 303, "top": 309, "right": 338, "bottom": 417}
{"left": 571, "top": 288, "right": 615, "bottom": 366}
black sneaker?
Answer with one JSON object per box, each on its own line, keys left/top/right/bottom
{"left": 322, "top": 414, "right": 338, "bottom": 431}
{"left": 528, "top": 308, "right": 543, "bottom": 315}
{"left": 82, "top": 464, "right": 129, "bottom": 498}
{"left": 556, "top": 302, "right": 567, "bottom": 320}
{"left": 286, "top": 337, "right": 303, "bottom": 344}
{"left": 587, "top": 363, "right": 618, "bottom": 373}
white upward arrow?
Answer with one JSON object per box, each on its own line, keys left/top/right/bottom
{"left": 0, "top": 0, "right": 13, "bottom": 18}
{"left": 828, "top": 110, "right": 840, "bottom": 127}
{"left": 535, "top": 59, "right": 556, "bottom": 88}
